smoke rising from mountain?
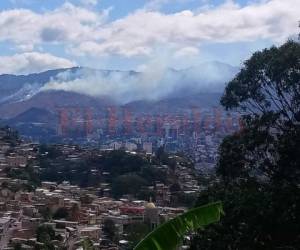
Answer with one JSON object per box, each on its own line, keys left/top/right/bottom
{"left": 41, "top": 61, "right": 238, "bottom": 104}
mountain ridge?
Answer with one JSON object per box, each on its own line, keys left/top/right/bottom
{"left": 0, "top": 61, "right": 238, "bottom": 105}
{"left": 0, "top": 61, "right": 238, "bottom": 121}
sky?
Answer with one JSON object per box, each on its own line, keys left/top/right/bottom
{"left": 0, "top": 0, "right": 299, "bottom": 74}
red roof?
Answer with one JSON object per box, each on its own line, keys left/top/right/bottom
{"left": 120, "top": 206, "right": 145, "bottom": 215}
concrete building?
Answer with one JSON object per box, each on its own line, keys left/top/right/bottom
{"left": 143, "top": 142, "right": 153, "bottom": 154}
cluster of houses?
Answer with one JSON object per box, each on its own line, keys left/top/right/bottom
{"left": 0, "top": 127, "right": 200, "bottom": 249}
{"left": 0, "top": 179, "right": 188, "bottom": 249}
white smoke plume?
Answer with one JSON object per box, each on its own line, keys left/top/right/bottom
{"left": 41, "top": 61, "right": 238, "bottom": 104}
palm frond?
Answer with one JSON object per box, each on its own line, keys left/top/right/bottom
{"left": 134, "top": 201, "right": 223, "bottom": 250}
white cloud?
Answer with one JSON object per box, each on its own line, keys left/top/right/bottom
{"left": 0, "top": 2, "right": 107, "bottom": 47}
{"left": 0, "top": 52, "right": 76, "bottom": 74}
{"left": 0, "top": 0, "right": 299, "bottom": 59}
{"left": 81, "top": 0, "right": 99, "bottom": 7}
{"left": 15, "top": 43, "right": 35, "bottom": 52}
{"left": 174, "top": 46, "right": 200, "bottom": 58}
{"left": 72, "top": 0, "right": 300, "bottom": 57}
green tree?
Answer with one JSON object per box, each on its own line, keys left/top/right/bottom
{"left": 112, "top": 174, "right": 147, "bottom": 198}
{"left": 13, "top": 243, "right": 23, "bottom": 250}
{"left": 81, "top": 238, "right": 95, "bottom": 250}
{"left": 101, "top": 150, "right": 149, "bottom": 178}
{"left": 36, "top": 224, "right": 56, "bottom": 250}
{"left": 156, "top": 146, "right": 169, "bottom": 164}
{"left": 220, "top": 40, "right": 300, "bottom": 185}
{"left": 36, "top": 224, "right": 55, "bottom": 243}
{"left": 41, "top": 207, "right": 52, "bottom": 221}
{"left": 190, "top": 41, "right": 300, "bottom": 249}
{"left": 169, "top": 182, "right": 181, "bottom": 193}
{"left": 53, "top": 207, "right": 69, "bottom": 219}
{"left": 140, "top": 166, "right": 167, "bottom": 184}
{"left": 39, "top": 144, "right": 63, "bottom": 158}
{"left": 103, "top": 219, "right": 117, "bottom": 242}
{"left": 126, "top": 223, "right": 150, "bottom": 248}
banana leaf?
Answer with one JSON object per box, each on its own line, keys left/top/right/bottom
{"left": 81, "top": 237, "right": 95, "bottom": 250}
{"left": 134, "top": 201, "right": 223, "bottom": 250}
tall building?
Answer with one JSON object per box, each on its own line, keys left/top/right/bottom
{"left": 143, "top": 142, "right": 153, "bottom": 154}
{"left": 144, "top": 200, "right": 159, "bottom": 230}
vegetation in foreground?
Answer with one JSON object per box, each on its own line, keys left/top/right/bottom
{"left": 134, "top": 202, "right": 222, "bottom": 250}
{"left": 190, "top": 41, "right": 300, "bottom": 249}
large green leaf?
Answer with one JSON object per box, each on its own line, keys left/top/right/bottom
{"left": 134, "top": 201, "right": 223, "bottom": 250}
{"left": 81, "top": 238, "right": 95, "bottom": 250}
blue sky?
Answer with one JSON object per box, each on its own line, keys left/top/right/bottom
{"left": 0, "top": 0, "right": 298, "bottom": 74}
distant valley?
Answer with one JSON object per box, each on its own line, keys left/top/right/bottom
{"left": 0, "top": 62, "right": 238, "bottom": 142}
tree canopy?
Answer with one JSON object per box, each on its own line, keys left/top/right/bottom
{"left": 219, "top": 40, "right": 300, "bottom": 186}
{"left": 191, "top": 41, "right": 300, "bottom": 249}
